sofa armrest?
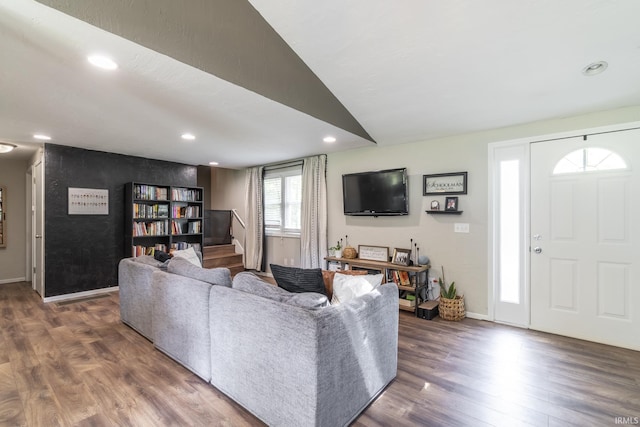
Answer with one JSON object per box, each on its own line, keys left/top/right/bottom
{"left": 118, "top": 258, "right": 157, "bottom": 340}
{"left": 152, "top": 270, "right": 213, "bottom": 381}
{"left": 208, "top": 283, "right": 398, "bottom": 427}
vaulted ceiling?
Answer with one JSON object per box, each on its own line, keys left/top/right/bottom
{"left": 1, "top": 1, "right": 640, "bottom": 167}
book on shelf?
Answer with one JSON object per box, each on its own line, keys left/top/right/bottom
{"left": 132, "top": 243, "right": 168, "bottom": 257}
{"left": 398, "top": 271, "right": 411, "bottom": 287}
{"left": 170, "top": 242, "right": 202, "bottom": 252}
{"left": 171, "top": 188, "right": 201, "bottom": 202}
{"left": 133, "top": 203, "right": 169, "bottom": 219}
{"left": 133, "top": 184, "right": 168, "bottom": 201}
{"left": 133, "top": 220, "right": 168, "bottom": 236}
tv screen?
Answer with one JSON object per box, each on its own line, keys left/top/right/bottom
{"left": 342, "top": 168, "right": 409, "bottom": 216}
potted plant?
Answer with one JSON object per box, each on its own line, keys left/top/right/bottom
{"left": 329, "top": 241, "right": 342, "bottom": 258}
{"left": 438, "top": 269, "right": 465, "bottom": 321}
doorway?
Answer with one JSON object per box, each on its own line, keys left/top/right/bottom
{"left": 491, "top": 126, "right": 640, "bottom": 350}
{"left": 32, "top": 159, "right": 44, "bottom": 297}
{"left": 530, "top": 129, "right": 639, "bottom": 350}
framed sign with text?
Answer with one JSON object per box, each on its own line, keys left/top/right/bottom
{"left": 68, "top": 187, "right": 109, "bottom": 215}
{"left": 423, "top": 172, "right": 468, "bottom": 195}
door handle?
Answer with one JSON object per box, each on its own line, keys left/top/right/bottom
{"left": 35, "top": 235, "right": 42, "bottom": 239}
{"left": 533, "top": 247, "right": 542, "bottom": 254}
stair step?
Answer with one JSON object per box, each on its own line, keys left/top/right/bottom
{"left": 202, "top": 253, "right": 243, "bottom": 269}
{"left": 203, "top": 244, "right": 236, "bottom": 257}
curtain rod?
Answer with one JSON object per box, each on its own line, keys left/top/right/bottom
{"left": 262, "top": 154, "right": 326, "bottom": 172}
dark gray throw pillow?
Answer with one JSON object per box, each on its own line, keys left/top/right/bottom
{"left": 270, "top": 264, "right": 327, "bottom": 295}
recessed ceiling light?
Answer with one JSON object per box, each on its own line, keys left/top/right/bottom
{"left": 209, "top": 161, "right": 219, "bottom": 166}
{"left": 88, "top": 55, "right": 118, "bottom": 70}
{"left": 33, "top": 134, "right": 52, "bottom": 141}
{"left": 582, "top": 61, "right": 608, "bottom": 76}
{"left": 0, "top": 142, "right": 17, "bottom": 154}
{"left": 323, "top": 136, "right": 337, "bottom": 143}
{"left": 181, "top": 133, "right": 196, "bottom": 140}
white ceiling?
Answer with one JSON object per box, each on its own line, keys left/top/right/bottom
{"left": 2, "top": 0, "right": 640, "bottom": 167}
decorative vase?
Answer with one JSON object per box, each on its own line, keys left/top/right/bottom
{"left": 343, "top": 246, "right": 357, "bottom": 259}
{"left": 334, "top": 249, "right": 342, "bottom": 258}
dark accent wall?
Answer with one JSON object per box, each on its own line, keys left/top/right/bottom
{"left": 44, "top": 144, "right": 197, "bottom": 297}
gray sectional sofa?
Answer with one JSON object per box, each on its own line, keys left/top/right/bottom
{"left": 118, "top": 256, "right": 399, "bottom": 427}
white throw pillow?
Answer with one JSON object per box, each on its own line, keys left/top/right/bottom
{"left": 171, "top": 246, "right": 201, "bottom": 267}
{"left": 331, "top": 273, "right": 384, "bottom": 305}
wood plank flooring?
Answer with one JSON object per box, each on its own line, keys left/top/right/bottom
{"left": 1, "top": 281, "right": 639, "bottom": 427}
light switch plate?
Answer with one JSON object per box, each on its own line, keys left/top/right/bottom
{"left": 454, "top": 223, "right": 470, "bottom": 233}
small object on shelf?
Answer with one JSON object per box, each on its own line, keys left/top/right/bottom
{"left": 445, "top": 196, "right": 459, "bottom": 212}
{"left": 430, "top": 200, "right": 440, "bottom": 210}
{"left": 343, "top": 246, "right": 357, "bottom": 259}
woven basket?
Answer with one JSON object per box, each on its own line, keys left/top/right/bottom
{"left": 438, "top": 296, "right": 465, "bottom": 321}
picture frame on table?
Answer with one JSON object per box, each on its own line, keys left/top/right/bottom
{"left": 358, "top": 245, "right": 389, "bottom": 262}
{"left": 391, "top": 248, "right": 411, "bottom": 266}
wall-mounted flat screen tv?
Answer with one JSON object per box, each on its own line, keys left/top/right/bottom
{"left": 342, "top": 168, "right": 409, "bottom": 216}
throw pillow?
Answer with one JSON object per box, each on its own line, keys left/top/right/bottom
{"left": 331, "top": 273, "right": 384, "bottom": 305}
{"left": 270, "top": 264, "right": 326, "bottom": 295}
{"left": 167, "top": 257, "right": 232, "bottom": 287}
{"left": 234, "top": 272, "right": 329, "bottom": 309}
{"left": 171, "top": 246, "right": 201, "bottom": 267}
{"left": 321, "top": 269, "right": 368, "bottom": 300}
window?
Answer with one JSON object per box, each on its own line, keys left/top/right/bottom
{"left": 553, "top": 147, "right": 627, "bottom": 174}
{"left": 264, "top": 166, "right": 302, "bottom": 236}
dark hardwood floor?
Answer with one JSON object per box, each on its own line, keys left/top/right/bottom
{"left": 1, "top": 281, "right": 638, "bottom": 427}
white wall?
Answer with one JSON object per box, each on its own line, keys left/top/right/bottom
{"left": 0, "top": 158, "right": 29, "bottom": 283}
{"left": 212, "top": 106, "right": 640, "bottom": 314}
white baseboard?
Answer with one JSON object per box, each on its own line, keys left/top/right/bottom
{"left": 43, "top": 286, "right": 119, "bottom": 303}
{"left": 0, "top": 277, "right": 27, "bottom": 285}
{"left": 465, "top": 311, "right": 489, "bottom": 321}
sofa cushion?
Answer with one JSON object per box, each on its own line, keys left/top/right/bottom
{"left": 171, "top": 246, "right": 202, "bottom": 267}
{"left": 331, "top": 273, "right": 384, "bottom": 305}
{"left": 270, "top": 264, "right": 326, "bottom": 295}
{"left": 321, "top": 269, "right": 368, "bottom": 300}
{"left": 167, "top": 257, "right": 231, "bottom": 287}
{"left": 233, "top": 272, "right": 290, "bottom": 300}
{"left": 233, "top": 272, "right": 329, "bottom": 309}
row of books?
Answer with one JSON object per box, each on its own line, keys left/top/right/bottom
{"left": 171, "top": 242, "right": 202, "bottom": 252}
{"left": 171, "top": 220, "right": 202, "bottom": 235}
{"left": 131, "top": 242, "right": 202, "bottom": 257}
{"left": 134, "top": 185, "right": 169, "bottom": 201}
{"left": 172, "top": 188, "right": 201, "bottom": 202}
{"left": 132, "top": 244, "right": 168, "bottom": 257}
{"left": 133, "top": 220, "right": 168, "bottom": 236}
{"left": 133, "top": 203, "right": 169, "bottom": 219}
{"left": 172, "top": 205, "right": 201, "bottom": 218}
{"left": 388, "top": 270, "right": 413, "bottom": 287}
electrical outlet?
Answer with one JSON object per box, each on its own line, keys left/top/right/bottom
{"left": 454, "top": 223, "right": 470, "bottom": 233}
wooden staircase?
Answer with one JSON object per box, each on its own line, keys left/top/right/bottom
{"left": 202, "top": 244, "right": 244, "bottom": 276}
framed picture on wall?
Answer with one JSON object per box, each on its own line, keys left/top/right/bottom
{"left": 423, "top": 172, "right": 468, "bottom": 195}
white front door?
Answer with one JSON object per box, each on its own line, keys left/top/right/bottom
{"left": 530, "top": 129, "right": 640, "bottom": 350}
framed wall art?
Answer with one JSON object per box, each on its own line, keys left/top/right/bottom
{"left": 423, "top": 172, "right": 468, "bottom": 195}
{"left": 68, "top": 187, "right": 109, "bottom": 215}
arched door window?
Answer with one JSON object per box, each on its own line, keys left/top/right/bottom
{"left": 553, "top": 147, "right": 627, "bottom": 174}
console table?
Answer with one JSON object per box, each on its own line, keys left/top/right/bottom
{"left": 325, "top": 256, "right": 430, "bottom": 316}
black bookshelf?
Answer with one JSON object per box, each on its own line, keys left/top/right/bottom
{"left": 125, "top": 182, "right": 204, "bottom": 257}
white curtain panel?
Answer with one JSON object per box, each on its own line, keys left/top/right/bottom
{"left": 300, "top": 155, "right": 328, "bottom": 268}
{"left": 244, "top": 166, "right": 264, "bottom": 271}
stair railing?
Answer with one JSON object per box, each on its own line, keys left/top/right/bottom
{"left": 230, "top": 209, "right": 246, "bottom": 263}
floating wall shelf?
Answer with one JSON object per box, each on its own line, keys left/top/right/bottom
{"left": 425, "top": 210, "right": 463, "bottom": 215}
